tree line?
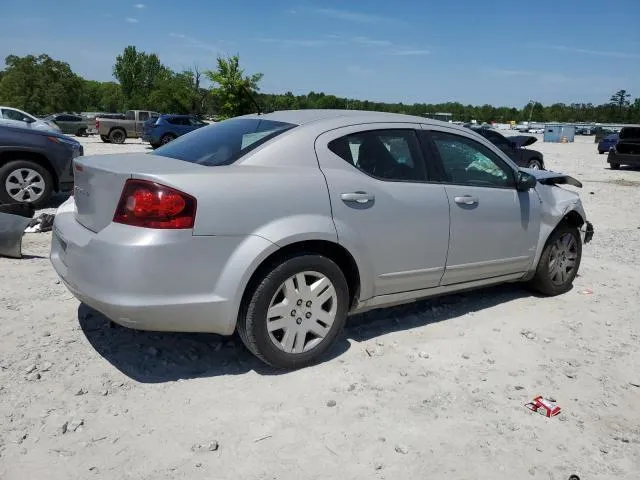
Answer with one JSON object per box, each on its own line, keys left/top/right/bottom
{"left": 0, "top": 47, "right": 639, "bottom": 124}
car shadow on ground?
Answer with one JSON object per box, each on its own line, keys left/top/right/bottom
{"left": 79, "top": 283, "right": 533, "bottom": 383}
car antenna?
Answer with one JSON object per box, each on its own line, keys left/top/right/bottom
{"left": 241, "top": 85, "right": 262, "bottom": 115}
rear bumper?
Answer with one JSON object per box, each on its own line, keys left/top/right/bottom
{"left": 49, "top": 202, "right": 276, "bottom": 335}
{"left": 608, "top": 152, "right": 640, "bottom": 166}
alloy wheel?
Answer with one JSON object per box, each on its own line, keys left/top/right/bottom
{"left": 5, "top": 168, "right": 46, "bottom": 203}
{"left": 548, "top": 233, "right": 578, "bottom": 286}
{"left": 266, "top": 271, "right": 338, "bottom": 354}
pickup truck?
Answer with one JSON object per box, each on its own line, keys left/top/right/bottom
{"left": 96, "top": 110, "right": 160, "bottom": 144}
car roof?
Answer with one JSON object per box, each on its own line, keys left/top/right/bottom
{"left": 240, "top": 109, "right": 463, "bottom": 131}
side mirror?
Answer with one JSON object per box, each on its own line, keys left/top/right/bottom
{"left": 516, "top": 171, "right": 537, "bottom": 191}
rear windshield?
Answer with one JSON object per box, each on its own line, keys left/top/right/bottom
{"left": 620, "top": 127, "right": 640, "bottom": 140}
{"left": 152, "top": 118, "right": 295, "bottom": 166}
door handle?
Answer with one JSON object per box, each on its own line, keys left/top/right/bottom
{"left": 454, "top": 195, "right": 478, "bottom": 205}
{"left": 341, "top": 192, "right": 375, "bottom": 204}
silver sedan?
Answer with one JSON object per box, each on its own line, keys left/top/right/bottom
{"left": 50, "top": 110, "right": 594, "bottom": 368}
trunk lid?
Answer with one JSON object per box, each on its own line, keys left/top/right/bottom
{"left": 509, "top": 135, "right": 537, "bottom": 148}
{"left": 73, "top": 153, "right": 204, "bottom": 232}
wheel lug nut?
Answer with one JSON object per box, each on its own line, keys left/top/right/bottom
{"left": 296, "top": 318, "right": 302, "bottom": 325}
{"left": 305, "top": 312, "right": 312, "bottom": 319}
{"left": 306, "top": 301, "right": 312, "bottom": 307}
{"left": 297, "top": 299, "right": 303, "bottom": 306}
{"left": 290, "top": 310, "right": 296, "bottom": 317}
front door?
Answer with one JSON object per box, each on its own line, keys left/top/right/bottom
{"left": 315, "top": 124, "right": 450, "bottom": 298}
{"left": 422, "top": 127, "right": 541, "bottom": 285}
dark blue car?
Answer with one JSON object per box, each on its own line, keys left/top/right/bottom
{"left": 598, "top": 133, "right": 619, "bottom": 154}
{"left": 142, "top": 114, "right": 207, "bottom": 148}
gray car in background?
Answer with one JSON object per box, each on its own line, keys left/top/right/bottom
{"left": 50, "top": 110, "right": 593, "bottom": 369}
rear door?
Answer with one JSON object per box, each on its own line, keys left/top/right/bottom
{"left": 315, "top": 124, "right": 450, "bottom": 298}
{"left": 420, "top": 126, "right": 540, "bottom": 285}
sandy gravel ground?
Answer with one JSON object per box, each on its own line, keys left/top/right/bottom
{"left": 1, "top": 134, "right": 639, "bottom": 480}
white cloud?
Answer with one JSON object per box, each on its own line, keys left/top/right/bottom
{"left": 168, "top": 32, "right": 225, "bottom": 53}
{"left": 551, "top": 45, "right": 640, "bottom": 59}
{"left": 387, "top": 49, "right": 430, "bottom": 56}
{"left": 353, "top": 36, "right": 393, "bottom": 47}
{"left": 313, "top": 8, "right": 390, "bottom": 23}
{"left": 134, "top": 3, "right": 146, "bottom": 8}
{"left": 125, "top": 17, "right": 138, "bottom": 23}
{"left": 347, "top": 65, "right": 374, "bottom": 75}
{"left": 255, "top": 37, "right": 336, "bottom": 47}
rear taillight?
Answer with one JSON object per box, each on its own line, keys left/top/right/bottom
{"left": 113, "top": 179, "right": 196, "bottom": 229}
{"left": 95, "top": 120, "right": 99, "bottom": 129}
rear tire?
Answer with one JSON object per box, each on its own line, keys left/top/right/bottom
{"left": 0, "top": 160, "right": 53, "bottom": 208}
{"left": 529, "top": 223, "right": 582, "bottom": 296}
{"left": 237, "top": 254, "right": 349, "bottom": 369}
{"left": 75, "top": 128, "right": 87, "bottom": 137}
{"left": 109, "top": 129, "right": 126, "bottom": 144}
{"left": 160, "top": 133, "right": 176, "bottom": 145}
{"left": 610, "top": 163, "right": 620, "bottom": 170}
{"left": 598, "top": 150, "right": 604, "bottom": 155}
{"left": 100, "top": 135, "right": 110, "bottom": 143}
{"left": 527, "top": 158, "right": 543, "bottom": 170}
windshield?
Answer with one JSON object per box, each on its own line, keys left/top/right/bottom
{"left": 620, "top": 127, "right": 640, "bottom": 140}
{"left": 152, "top": 118, "right": 296, "bottom": 166}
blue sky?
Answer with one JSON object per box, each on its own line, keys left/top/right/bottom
{"left": 1, "top": 0, "right": 639, "bottom": 106}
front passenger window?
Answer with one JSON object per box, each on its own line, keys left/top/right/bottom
{"left": 430, "top": 131, "right": 514, "bottom": 188}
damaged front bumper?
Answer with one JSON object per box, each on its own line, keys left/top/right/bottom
{"left": 0, "top": 204, "right": 35, "bottom": 258}
{"left": 581, "top": 221, "right": 594, "bottom": 244}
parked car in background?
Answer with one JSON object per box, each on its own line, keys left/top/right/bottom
{"left": 598, "top": 133, "right": 619, "bottom": 154}
{"left": 0, "top": 123, "right": 83, "bottom": 207}
{"left": 95, "top": 110, "right": 160, "bottom": 144}
{"left": 593, "top": 126, "right": 618, "bottom": 143}
{"left": 51, "top": 110, "right": 593, "bottom": 369}
{"left": 471, "top": 127, "right": 545, "bottom": 169}
{"left": 607, "top": 126, "right": 640, "bottom": 169}
{"left": 43, "top": 113, "right": 90, "bottom": 137}
{"left": 142, "top": 114, "right": 208, "bottom": 148}
{"left": 0, "top": 106, "right": 60, "bottom": 132}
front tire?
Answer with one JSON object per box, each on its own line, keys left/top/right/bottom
{"left": 610, "top": 163, "right": 620, "bottom": 170}
{"left": 160, "top": 134, "right": 176, "bottom": 145}
{"left": 529, "top": 223, "right": 582, "bottom": 296}
{"left": 238, "top": 254, "right": 349, "bottom": 369}
{"left": 75, "top": 128, "right": 87, "bottom": 137}
{"left": 100, "top": 135, "right": 110, "bottom": 143}
{"left": 0, "top": 160, "right": 53, "bottom": 208}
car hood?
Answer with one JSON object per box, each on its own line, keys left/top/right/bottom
{"left": 510, "top": 135, "right": 537, "bottom": 148}
{"left": 521, "top": 168, "right": 582, "bottom": 188}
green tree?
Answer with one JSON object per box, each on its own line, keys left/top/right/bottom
{"left": 0, "top": 54, "right": 84, "bottom": 114}
{"left": 609, "top": 89, "right": 631, "bottom": 111}
{"left": 205, "top": 55, "right": 263, "bottom": 118}
{"left": 113, "top": 46, "right": 171, "bottom": 108}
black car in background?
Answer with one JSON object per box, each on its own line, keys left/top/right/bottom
{"left": 470, "top": 127, "right": 545, "bottom": 169}
{"left": 0, "top": 123, "right": 83, "bottom": 207}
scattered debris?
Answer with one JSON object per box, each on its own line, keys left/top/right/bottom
{"left": 629, "top": 382, "right": 640, "bottom": 388}
{"left": 68, "top": 419, "right": 84, "bottom": 432}
{"left": 75, "top": 388, "right": 87, "bottom": 396}
{"left": 394, "top": 444, "right": 409, "bottom": 455}
{"left": 578, "top": 288, "right": 593, "bottom": 295}
{"left": 605, "top": 321, "right": 613, "bottom": 327}
{"left": 191, "top": 441, "right": 219, "bottom": 453}
{"left": 514, "top": 386, "right": 525, "bottom": 391}
{"left": 326, "top": 400, "right": 337, "bottom": 407}
{"left": 462, "top": 354, "right": 470, "bottom": 360}
{"left": 399, "top": 369, "right": 408, "bottom": 377}
{"left": 375, "top": 339, "right": 384, "bottom": 347}
{"left": 253, "top": 435, "right": 272, "bottom": 443}
{"left": 365, "top": 346, "right": 383, "bottom": 357}
{"left": 41, "top": 362, "right": 53, "bottom": 372}
{"left": 525, "top": 396, "right": 561, "bottom": 417}
{"left": 61, "top": 422, "right": 69, "bottom": 435}
{"left": 418, "top": 351, "right": 429, "bottom": 359}
{"left": 520, "top": 330, "right": 537, "bottom": 341}
{"left": 374, "top": 463, "right": 384, "bottom": 471}
{"left": 543, "top": 338, "right": 552, "bottom": 343}
{"left": 25, "top": 365, "right": 36, "bottom": 374}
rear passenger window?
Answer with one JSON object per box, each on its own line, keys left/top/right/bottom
{"left": 138, "top": 112, "right": 150, "bottom": 122}
{"left": 328, "top": 129, "right": 427, "bottom": 182}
